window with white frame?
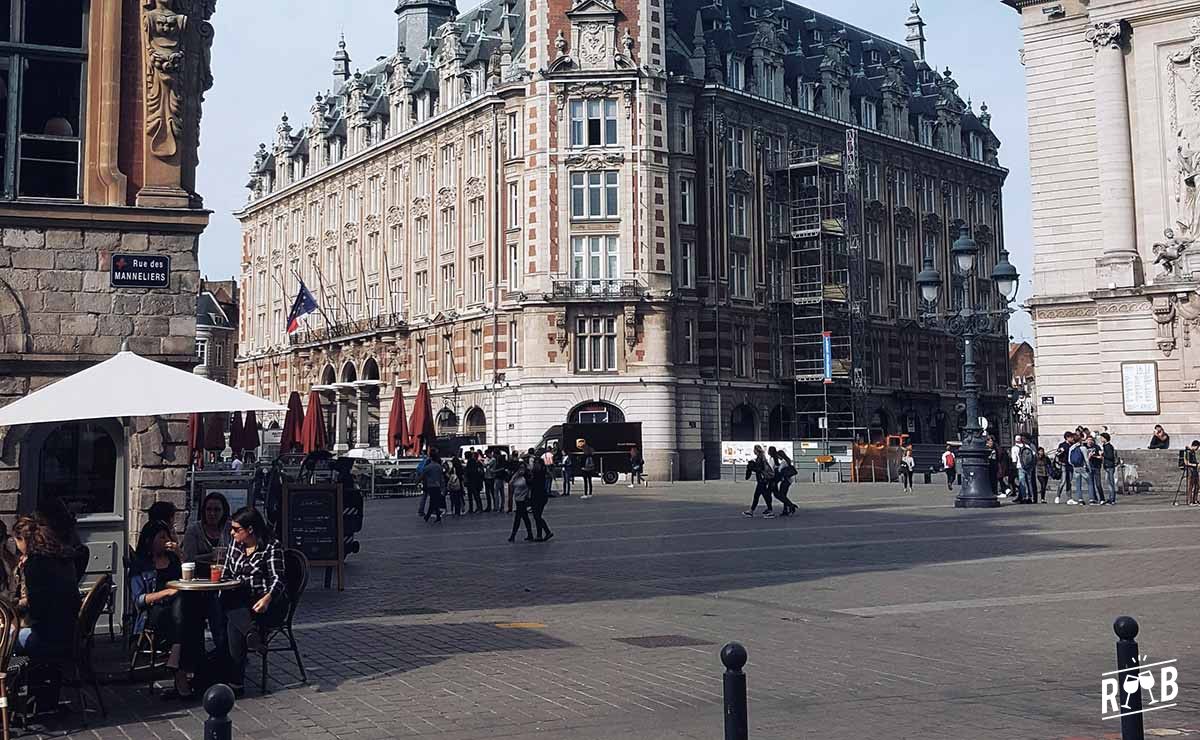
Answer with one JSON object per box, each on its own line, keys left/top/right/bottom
{"left": 290, "top": 209, "right": 301, "bottom": 244}
{"left": 390, "top": 165, "right": 402, "bottom": 206}
{"left": 570, "top": 171, "right": 619, "bottom": 219}
{"left": 459, "top": 198, "right": 478, "bottom": 243}
{"left": 860, "top": 100, "right": 877, "bottom": 130}
{"left": 389, "top": 224, "right": 402, "bottom": 265}
{"left": 508, "top": 319, "right": 520, "bottom": 365}
{"left": 763, "top": 63, "right": 779, "bottom": 100}
{"left": 569, "top": 98, "right": 618, "bottom": 147}
{"left": 678, "top": 176, "right": 694, "bottom": 224}
{"left": 766, "top": 135, "right": 784, "bottom": 170}
{"left": 864, "top": 161, "right": 880, "bottom": 201}
{"left": 506, "top": 111, "right": 520, "bottom": 157}
{"left": 768, "top": 256, "right": 786, "bottom": 301}
{"left": 195, "top": 338, "right": 208, "bottom": 365}
{"left": 949, "top": 182, "right": 962, "bottom": 219}
{"left": 676, "top": 107, "right": 693, "bottom": 154}
{"left": 920, "top": 175, "right": 937, "bottom": 214}
{"left": 896, "top": 226, "right": 912, "bottom": 266}
{"left": 893, "top": 169, "right": 909, "bottom": 207}
{"left": 441, "top": 336, "right": 455, "bottom": 385}
{"left": 923, "top": 231, "right": 938, "bottom": 262}
{"left": 214, "top": 343, "right": 223, "bottom": 368}
{"left": 969, "top": 133, "right": 984, "bottom": 160}
{"left": 569, "top": 235, "right": 619, "bottom": 291}
{"left": 869, "top": 274, "right": 883, "bottom": 315}
{"left": 345, "top": 288, "right": 358, "bottom": 319}
{"left": 679, "top": 240, "right": 695, "bottom": 288}
{"left": 467, "top": 132, "right": 484, "bottom": 177}
{"left": 414, "top": 155, "right": 429, "bottom": 196}
{"left": 441, "top": 264, "right": 455, "bottom": 307}
{"left": 440, "top": 144, "right": 456, "bottom": 186}
{"left": 734, "top": 326, "right": 749, "bottom": 377}
{"left": 390, "top": 277, "right": 403, "bottom": 312}
{"left": 725, "top": 126, "right": 746, "bottom": 170}
{"left": 343, "top": 240, "right": 357, "bottom": 280}
{"left": 368, "top": 175, "right": 381, "bottom": 215}
{"left": 508, "top": 244, "right": 520, "bottom": 289}
{"left": 366, "top": 282, "right": 381, "bottom": 316}
{"left": 273, "top": 216, "right": 284, "bottom": 252}
{"left": 682, "top": 319, "right": 695, "bottom": 363}
{"left": 470, "top": 329, "right": 482, "bottom": 380}
{"left": 919, "top": 118, "right": 936, "bottom": 147}
{"left": 732, "top": 251, "right": 749, "bottom": 298}
{"left": 468, "top": 256, "right": 484, "bottom": 303}
{"left": 414, "top": 270, "right": 429, "bottom": 313}
{"left": 575, "top": 317, "right": 617, "bottom": 372}
{"left": 507, "top": 180, "right": 520, "bottom": 228}
{"left": 415, "top": 216, "right": 429, "bottom": 258}
{"left": 800, "top": 82, "right": 817, "bottom": 112}
{"left": 898, "top": 278, "right": 913, "bottom": 319}
{"left": 308, "top": 202, "right": 319, "bottom": 239}
{"left": 864, "top": 220, "right": 881, "bottom": 261}
{"left": 727, "top": 55, "right": 744, "bottom": 88}
{"left": 366, "top": 231, "right": 380, "bottom": 273}
{"left": 326, "top": 193, "right": 340, "bottom": 228}
{"left": 415, "top": 338, "right": 427, "bottom": 382}
{"left": 727, "top": 191, "right": 747, "bottom": 236}
{"left": 347, "top": 185, "right": 359, "bottom": 222}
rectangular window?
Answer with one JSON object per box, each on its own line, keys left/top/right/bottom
{"left": 414, "top": 155, "right": 430, "bottom": 197}
{"left": 389, "top": 224, "right": 402, "bottom": 265}
{"left": 366, "top": 231, "right": 380, "bottom": 273}
{"left": 969, "top": 133, "right": 984, "bottom": 160}
{"left": 725, "top": 126, "right": 746, "bottom": 170}
{"left": 676, "top": 107, "right": 693, "bottom": 154}
{"left": 727, "top": 55, "right": 743, "bottom": 89}
{"left": 763, "top": 64, "right": 779, "bottom": 100}
{"left": 468, "top": 196, "right": 484, "bottom": 242}
{"left": 860, "top": 100, "right": 877, "bottom": 130}
{"left": 290, "top": 209, "right": 301, "bottom": 244}
{"left": 390, "top": 277, "right": 403, "bottom": 313}
{"left": 390, "top": 165, "right": 402, "bottom": 206}
{"left": 441, "top": 264, "right": 455, "bottom": 307}
{"left": 898, "top": 278, "right": 913, "bottom": 319}
{"left": 439, "top": 207, "right": 456, "bottom": 251}
{"left": 570, "top": 170, "right": 619, "bottom": 219}
{"left": 508, "top": 244, "right": 520, "bottom": 289}
{"left": 467, "top": 132, "right": 484, "bottom": 177}
{"left": 766, "top": 135, "right": 784, "bottom": 170}
{"left": 734, "top": 327, "right": 749, "bottom": 377}
{"left": 893, "top": 170, "right": 909, "bottom": 207}
{"left": 507, "top": 180, "right": 520, "bottom": 229}
{"left": 345, "top": 288, "right": 357, "bottom": 320}
{"left": 366, "top": 282, "right": 380, "bottom": 316}
{"left": 727, "top": 192, "right": 747, "bottom": 237}
{"left": 308, "top": 201, "right": 319, "bottom": 239}
{"left": 575, "top": 317, "right": 617, "bottom": 372}
{"left": 864, "top": 220, "right": 881, "bottom": 261}
{"left": 368, "top": 175, "right": 381, "bottom": 215}
{"left": 678, "top": 176, "right": 694, "bottom": 224}
{"left": 896, "top": 226, "right": 912, "bottom": 266}
{"left": 414, "top": 271, "right": 429, "bottom": 314}
{"left": 415, "top": 216, "right": 429, "bottom": 258}
{"left": 326, "top": 193, "right": 340, "bottom": 228}
{"left": 440, "top": 144, "right": 456, "bottom": 186}
{"left": 470, "top": 329, "right": 483, "bottom": 381}
{"left": 440, "top": 336, "right": 455, "bottom": 386}
{"left": 732, "top": 251, "right": 749, "bottom": 298}
{"left": 768, "top": 256, "right": 786, "bottom": 301}
{"left": 2, "top": 2, "right": 87, "bottom": 200}
{"left": 920, "top": 175, "right": 937, "bottom": 214}
{"left": 508, "top": 319, "right": 520, "bottom": 365}
{"left": 347, "top": 185, "right": 359, "bottom": 222}
{"left": 569, "top": 98, "right": 618, "bottom": 147}
{"left": 506, "top": 111, "right": 520, "bottom": 157}
{"left": 195, "top": 338, "right": 208, "bottom": 365}
{"left": 949, "top": 182, "right": 962, "bottom": 219}
{"left": 800, "top": 83, "right": 817, "bottom": 112}
{"left": 869, "top": 274, "right": 883, "bottom": 315}
{"left": 569, "top": 235, "right": 619, "bottom": 294}
{"left": 415, "top": 338, "right": 427, "bottom": 383}
{"left": 682, "top": 319, "right": 695, "bottom": 364}
{"left": 919, "top": 118, "right": 936, "bottom": 147}
{"left": 864, "top": 161, "right": 880, "bottom": 202}
{"left": 679, "top": 240, "right": 695, "bottom": 288}
{"left": 468, "top": 256, "right": 484, "bottom": 303}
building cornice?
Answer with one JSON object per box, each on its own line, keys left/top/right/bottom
{"left": 0, "top": 202, "right": 210, "bottom": 234}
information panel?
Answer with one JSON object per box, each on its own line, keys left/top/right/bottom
{"left": 1121, "top": 361, "right": 1160, "bottom": 415}
{"left": 110, "top": 253, "right": 170, "bottom": 288}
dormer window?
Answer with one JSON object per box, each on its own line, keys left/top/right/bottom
{"left": 781, "top": 17, "right": 790, "bottom": 30}
{"left": 969, "top": 132, "right": 984, "bottom": 160}
{"left": 869, "top": 50, "right": 880, "bottom": 65}
{"left": 860, "top": 100, "right": 877, "bottom": 130}
{"left": 812, "top": 29, "right": 823, "bottom": 43}
{"left": 727, "top": 54, "right": 744, "bottom": 88}
{"left": 919, "top": 118, "right": 936, "bottom": 146}
{"left": 749, "top": 6, "right": 758, "bottom": 18}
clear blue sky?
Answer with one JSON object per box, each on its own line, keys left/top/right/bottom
{"left": 196, "top": 0, "right": 1032, "bottom": 339}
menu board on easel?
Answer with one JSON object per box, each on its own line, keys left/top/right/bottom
{"left": 1121, "top": 361, "right": 1160, "bottom": 415}
{"left": 282, "top": 483, "right": 344, "bottom": 591}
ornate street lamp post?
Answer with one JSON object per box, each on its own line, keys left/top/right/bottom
{"left": 916, "top": 225, "right": 1021, "bottom": 508}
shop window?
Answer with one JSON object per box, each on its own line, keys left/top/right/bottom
{"left": 38, "top": 421, "right": 118, "bottom": 517}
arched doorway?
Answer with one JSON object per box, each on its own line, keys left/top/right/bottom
{"left": 567, "top": 400, "right": 625, "bottom": 424}
{"left": 361, "top": 359, "right": 381, "bottom": 446}
{"left": 730, "top": 404, "right": 757, "bottom": 441}
{"left": 340, "top": 362, "right": 357, "bottom": 383}
{"left": 768, "top": 405, "right": 793, "bottom": 439}
{"left": 464, "top": 406, "right": 487, "bottom": 443}
{"left": 320, "top": 365, "right": 336, "bottom": 386}
{"left": 436, "top": 407, "right": 459, "bottom": 436}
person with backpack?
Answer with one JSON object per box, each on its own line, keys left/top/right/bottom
{"left": 1099, "top": 432, "right": 1120, "bottom": 505}
{"left": 506, "top": 463, "right": 535, "bottom": 542}
{"left": 769, "top": 447, "right": 798, "bottom": 514}
{"left": 1067, "top": 435, "right": 1092, "bottom": 505}
{"left": 941, "top": 445, "right": 956, "bottom": 490}
{"left": 445, "top": 460, "right": 466, "bottom": 517}
{"left": 743, "top": 446, "right": 776, "bottom": 519}
{"left": 1087, "top": 436, "right": 1106, "bottom": 505}
{"left": 899, "top": 447, "right": 916, "bottom": 493}
{"left": 1011, "top": 435, "right": 1036, "bottom": 504}
{"left": 465, "top": 451, "right": 485, "bottom": 514}
{"left": 1034, "top": 447, "right": 1050, "bottom": 503}
{"left": 1054, "top": 431, "right": 1075, "bottom": 504}
{"left": 579, "top": 442, "right": 597, "bottom": 499}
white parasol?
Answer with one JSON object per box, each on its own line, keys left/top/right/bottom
{"left": 0, "top": 347, "right": 283, "bottom": 427}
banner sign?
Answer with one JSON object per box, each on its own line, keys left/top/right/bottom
{"left": 110, "top": 253, "right": 170, "bottom": 289}
{"left": 721, "top": 441, "right": 794, "bottom": 466}
{"left": 822, "top": 331, "right": 833, "bottom": 383}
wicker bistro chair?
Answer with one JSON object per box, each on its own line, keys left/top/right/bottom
{"left": 258, "top": 549, "right": 309, "bottom": 693}
{"left": 0, "top": 600, "right": 23, "bottom": 740}
{"left": 38, "top": 575, "right": 111, "bottom": 726}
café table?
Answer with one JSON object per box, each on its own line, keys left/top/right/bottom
{"left": 166, "top": 578, "right": 244, "bottom": 592}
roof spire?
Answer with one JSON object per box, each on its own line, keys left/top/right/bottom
{"left": 333, "top": 33, "right": 352, "bottom": 83}
{"left": 905, "top": 1, "right": 926, "bottom": 60}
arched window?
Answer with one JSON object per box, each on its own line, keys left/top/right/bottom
{"left": 730, "top": 404, "right": 757, "bottom": 441}
{"left": 464, "top": 407, "right": 487, "bottom": 443}
{"left": 568, "top": 401, "right": 624, "bottom": 424}
{"left": 436, "top": 408, "right": 459, "bottom": 436}
{"left": 38, "top": 421, "right": 118, "bottom": 516}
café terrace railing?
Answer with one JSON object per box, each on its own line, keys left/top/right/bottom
{"left": 288, "top": 312, "right": 406, "bottom": 347}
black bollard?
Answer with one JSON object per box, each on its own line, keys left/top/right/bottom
{"left": 721, "top": 642, "right": 748, "bottom": 740}
{"left": 1114, "top": 616, "right": 1144, "bottom": 740}
{"left": 203, "top": 683, "right": 236, "bottom": 740}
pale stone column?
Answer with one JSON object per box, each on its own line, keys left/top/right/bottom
{"left": 355, "top": 388, "right": 371, "bottom": 448}
{"left": 1087, "top": 20, "right": 1141, "bottom": 288}
{"left": 334, "top": 389, "right": 351, "bottom": 453}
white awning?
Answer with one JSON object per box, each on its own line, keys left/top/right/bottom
{"left": 0, "top": 348, "right": 284, "bottom": 427}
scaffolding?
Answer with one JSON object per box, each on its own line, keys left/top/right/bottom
{"left": 775, "top": 145, "right": 863, "bottom": 445}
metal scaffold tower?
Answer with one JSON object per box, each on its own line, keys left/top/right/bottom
{"left": 778, "top": 145, "right": 863, "bottom": 445}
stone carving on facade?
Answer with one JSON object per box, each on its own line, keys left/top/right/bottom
{"left": 895, "top": 207, "right": 916, "bottom": 230}
{"left": 1167, "top": 20, "right": 1200, "bottom": 245}
{"left": 555, "top": 81, "right": 634, "bottom": 117}
{"left": 921, "top": 213, "right": 941, "bottom": 232}
{"left": 435, "top": 187, "right": 456, "bottom": 209}
{"left": 386, "top": 204, "right": 406, "bottom": 223}
{"left": 143, "top": 0, "right": 216, "bottom": 167}
{"left": 555, "top": 312, "right": 569, "bottom": 350}
{"left": 1153, "top": 294, "right": 1179, "bottom": 356}
{"left": 729, "top": 169, "right": 751, "bottom": 193}
{"left": 411, "top": 196, "right": 429, "bottom": 217}
{"left": 623, "top": 305, "right": 639, "bottom": 349}
{"left": 464, "top": 177, "right": 485, "bottom": 198}
{"left": 1152, "top": 227, "right": 1193, "bottom": 276}
{"left": 563, "top": 151, "right": 624, "bottom": 169}
{"left": 1085, "top": 20, "right": 1127, "bottom": 52}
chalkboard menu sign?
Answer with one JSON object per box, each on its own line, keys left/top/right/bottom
{"left": 282, "top": 483, "right": 344, "bottom": 590}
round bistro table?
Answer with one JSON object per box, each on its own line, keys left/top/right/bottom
{"left": 166, "top": 578, "right": 245, "bottom": 592}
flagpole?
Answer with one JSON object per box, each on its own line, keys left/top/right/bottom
{"left": 290, "top": 267, "right": 337, "bottom": 341}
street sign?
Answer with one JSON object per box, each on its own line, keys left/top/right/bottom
{"left": 1041, "top": 396, "right": 1055, "bottom": 405}
{"left": 818, "top": 416, "right": 828, "bottom": 430}
{"left": 110, "top": 253, "right": 170, "bottom": 289}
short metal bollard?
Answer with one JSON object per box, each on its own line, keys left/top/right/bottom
{"left": 1114, "top": 617, "right": 1144, "bottom": 740}
{"left": 203, "top": 683, "right": 236, "bottom": 740}
{"left": 721, "top": 642, "right": 748, "bottom": 740}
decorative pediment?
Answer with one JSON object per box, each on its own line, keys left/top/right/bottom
{"left": 864, "top": 200, "right": 886, "bottom": 221}
{"left": 563, "top": 151, "right": 625, "bottom": 169}
{"left": 435, "top": 187, "right": 456, "bottom": 209}
{"left": 411, "top": 196, "right": 429, "bottom": 217}
{"left": 894, "top": 206, "right": 916, "bottom": 229}
{"left": 729, "top": 169, "right": 751, "bottom": 193}
{"left": 921, "top": 213, "right": 941, "bottom": 233}
{"left": 566, "top": 0, "right": 620, "bottom": 21}
{"left": 464, "top": 176, "right": 486, "bottom": 198}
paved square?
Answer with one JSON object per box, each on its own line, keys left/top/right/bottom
{"left": 30, "top": 481, "right": 1200, "bottom": 739}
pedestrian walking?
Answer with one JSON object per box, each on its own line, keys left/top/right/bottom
{"left": 482, "top": 450, "right": 497, "bottom": 512}
{"left": 446, "top": 460, "right": 465, "bottom": 517}
{"left": 507, "top": 463, "right": 535, "bottom": 542}
{"left": 560, "top": 449, "right": 573, "bottom": 497}
{"left": 530, "top": 459, "right": 554, "bottom": 542}
{"left": 769, "top": 447, "right": 798, "bottom": 514}
{"left": 628, "top": 445, "right": 644, "bottom": 487}
{"left": 986, "top": 436, "right": 1001, "bottom": 497}
{"left": 487, "top": 451, "right": 509, "bottom": 512}
{"left": 420, "top": 449, "right": 447, "bottom": 522}
{"left": 1186, "top": 440, "right": 1200, "bottom": 506}
{"left": 1054, "top": 431, "right": 1075, "bottom": 504}
{"left": 465, "top": 451, "right": 485, "bottom": 513}
{"left": 743, "top": 446, "right": 776, "bottom": 518}
{"left": 1011, "top": 435, "right": 1036, "bottom": 503}
{"left": 898, "top": 447, "right": 915, "bottom": 493}
{"left": 1034, "top": 447, "right": 1050, "bottom": 503}
{"left": 541, "top": 447, "right": 556, "bottom": 497}
{"left": 579, "top": 441, "right": 597, "bottom": 498}
{"left": 1100, "top": 432, "right": 1119, "bottom": 505}
{"left": 416, "top": 449, "right": 431, "bottom": 518}
{"left": 941, "top": 445, "right": 956, "bottom": 490}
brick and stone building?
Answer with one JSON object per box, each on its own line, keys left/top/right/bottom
{"left": 0, "top": 1, "right": 216, "bottom": 614}
{"left": 1006, "top": 0, "right": 1200, "bottom": 447}
{"left": 195, "top": 279, "right": 239, "bottom": 386}
{"left": 237, "top": 0, "right": 1010, "bottom": 478}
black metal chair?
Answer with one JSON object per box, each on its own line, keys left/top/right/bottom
{"left": 41, "top": 574, "right": 110, "bottom": 726}
{"left": 259, "top": 549, "right": 308, "bottom": 693}
{"left": 0, "top": 599, "right": 22, "bottom": 740}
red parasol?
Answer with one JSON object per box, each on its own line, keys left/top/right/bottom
{"left": 406, "top": 382, "right": 436, "bottom": 455}
{"left": 187, "top": 413, "right": 205, "bottom": 467}
{"left": 280, "top": 391, "right": 303, "bottom": 453}
{"left": 242, "top": 410, "right": 261, "bottom": 451}
{"left": 299, "top": 390, "right": 328, "bottom": 454}
{"left": 203, "top": 412, "right": 227, "bottom": 452}
{"left": 387, "top": 387, "right": 408, "bottom": 456}
{"left": 229, "top": 411, "right": 246, "bottom": 454}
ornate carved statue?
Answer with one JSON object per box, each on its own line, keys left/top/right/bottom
{"left": 144, "top": 0, "right": 187, "bottom": 159}
{"left": 1167, "top": 20, "right": 1200, "bottom": 242}
{"left": 1152, "top": 227, "right": 1193, "bottom": 276}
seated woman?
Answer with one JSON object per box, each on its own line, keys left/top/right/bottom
{"left": 12, "top": 516, "right": 81, "bottom": 659}
{"left": 130, "top": 520, "right": 203, "bottom": 697}
{"left": 220, "top": 507, "right": 288, "bottom": 693}
{"left": 1149, "top": 425, "right": 1171, "bottom": 449}
{"left": 182, "top": 492, "right": 233, "bottom": 655}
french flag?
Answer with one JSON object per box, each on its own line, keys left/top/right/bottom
{"left": 286, "top": 282, "right": 319, "bottom": 334}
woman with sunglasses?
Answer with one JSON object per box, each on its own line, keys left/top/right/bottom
{"left": 220, "top": 507, "right": 288, "bottom": 694}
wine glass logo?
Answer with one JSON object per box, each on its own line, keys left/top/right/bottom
{"left": 1139, "top": 669, "right": 1159, "bottom": 704}
{"left": 1121, "top": 673, "right": 1141, "bottom": 710}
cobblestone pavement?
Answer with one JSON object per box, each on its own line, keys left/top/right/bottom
{"left": 26, "top": 481, "right": 1200, "bottom": 739}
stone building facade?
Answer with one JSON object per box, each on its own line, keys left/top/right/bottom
{"left": 0, "top": 1, "right": 216, "bottom": 615}
{"left": 236, "top": 0, "right": 1009, "bottom": 478}
{"left": 195, "top": 279, "right": 239, "bottom": 386}
{"left": 1006, "top": 0, "right": 1200, "bottom": 447}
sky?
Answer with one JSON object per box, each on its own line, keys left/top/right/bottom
{"left": 195, "top": 0, "right": 1033, "bottom": 340}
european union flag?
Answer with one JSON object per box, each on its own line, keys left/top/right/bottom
{"left": 286, "top": 282, "right": 319, "bottom": 334}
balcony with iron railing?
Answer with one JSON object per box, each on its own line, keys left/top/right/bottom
{"left": 288, "top": 312, "right": 407, "bottom": 346}
{"left": 549, "top": 278, "right": 646, "bottom": 300}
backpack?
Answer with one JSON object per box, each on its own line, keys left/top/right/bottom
{"left": 1049, "top": 460, "right": 1062, "bottom": 480}
{"left": 1069, "top": 445, "right": 1086, "bottom": 468}
{"left": 943, "top": 452, "right": 955, "bottom": 469}
{"left": 1018, "top": 445, "right": 1035, "bottom": 470}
